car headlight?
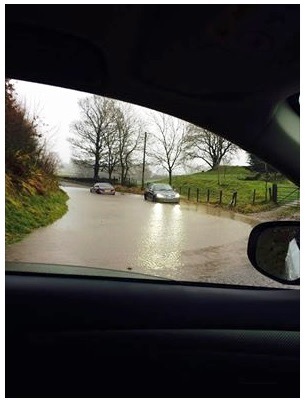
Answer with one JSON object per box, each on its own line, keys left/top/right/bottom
{"left": 175, "top": 193, "right": 180, "bottom": 198}
{"left": 156, "top": 193, "right": 164, "bottom": 198}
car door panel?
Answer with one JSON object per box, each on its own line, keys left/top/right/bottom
{"left": 6, "top": 273, "right": 300, "bottom": 397}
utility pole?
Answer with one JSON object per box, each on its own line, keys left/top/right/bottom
{"left": 264, "top": 162, "right": 269, "bottom": 201}
{"left": 141, "top": 131, "right": 147, "bottom": 190}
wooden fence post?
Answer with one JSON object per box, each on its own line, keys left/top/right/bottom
{"left": 272, "top": 183, "right": 278, "bottom": 203}
{"left": 196, "top": 188, "right": 199, "bottom": 203}
{"left": 231, "top": 191, "right": 237, "bottom": 207}
{"left": 188, "top": 188, "right": 191, "bottom": 200}
{"left": 207, "top": 189, "right": 210, "bottom": 203}
{"left": 252, "top": 189, "right": 256, "bottom": 205}
{"left": 219, "top": 190, "right": 223, "bottom": 204}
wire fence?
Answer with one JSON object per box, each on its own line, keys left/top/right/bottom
{"left": 276, "top": 185, "right": 300, "bottom": 206}
{"left": 178, "top": 184, "right": 300, "bottom": 207}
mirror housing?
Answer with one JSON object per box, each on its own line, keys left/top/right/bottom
{"left": 247, "top": 221, "right": 300, "bottom": 284}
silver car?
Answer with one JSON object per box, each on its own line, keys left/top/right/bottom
{"left": 90, "top": 182, "right": 115, "bottom": 195}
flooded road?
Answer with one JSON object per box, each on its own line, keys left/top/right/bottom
{"left": 6, "top": 186, "right": 283, "bottom": 287}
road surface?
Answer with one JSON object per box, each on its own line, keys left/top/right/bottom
{"left": 6, "top": 185, "right": 284, "bottom": 287}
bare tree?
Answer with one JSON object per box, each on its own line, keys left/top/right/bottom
{"left": 148, "top": 112, "right": 187, "bottom": 185}
{"left": 184, "top": 124, "right": 238, "bottom": 170}
{"left": 69, "top": 96, "right": 118, "bottom": 180}
{"left": 99, "top": 121, "right": 119, "bottom": 180}
{"left": 115, "top": 104, "right": 142, "bottom": 185}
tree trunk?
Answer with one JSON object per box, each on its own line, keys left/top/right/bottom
{"left": 169, "top": 170, "right": 172, "bottom": 185}
{"left": 123, "top": 167, "right": 129, "bottom": 184}
{"left": 120, "top": 165, "right": 125, "bottom": 185}
{"left": 93, "top": 159, "right": 99, "bottom": 181}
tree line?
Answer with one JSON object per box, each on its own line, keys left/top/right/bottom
{"left": 69, "top": 95, "right": 239, "bottom": 185}
{"left": 6, "top": 79, "right": 277, "bottom": 196}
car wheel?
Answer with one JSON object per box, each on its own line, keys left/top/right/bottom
{"left": 153, "top": 196, "right": 156, "bottom": 202}
{"left": 144, "top": 194, "right": 147, "bottom": 200}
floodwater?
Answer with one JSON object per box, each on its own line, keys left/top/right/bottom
{"left": 5, "top": 185, "right": 284, "bottom": 287}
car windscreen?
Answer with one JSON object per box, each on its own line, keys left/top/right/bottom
{"left": 98, "top": 183, "right": 112, "bottom": 187}
{"left": 5, "top": 79, "right": 299, "bottom": 289}
{"left": 153, "top": 184, "right": 173, "bottom": 191}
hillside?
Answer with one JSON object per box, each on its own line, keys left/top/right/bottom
{"left": 170, "top": 166, "right": 298, "bottom": 213}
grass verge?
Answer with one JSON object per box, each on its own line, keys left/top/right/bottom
{"left": 6, "top": 189, "right": 69, "bottom": 245}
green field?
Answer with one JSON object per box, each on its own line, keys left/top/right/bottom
{"left": 168, "top": 166, "right": 298, "bottom": 213}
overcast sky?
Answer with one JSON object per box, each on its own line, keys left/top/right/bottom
{"left": 13, "top": 79, "right": 157, "bottom": 164}
{"left": 12, "top": 79, "right": 248, "bottom": 169}
{"left": 13, "top": 80, "right": 90, "bottom": 163}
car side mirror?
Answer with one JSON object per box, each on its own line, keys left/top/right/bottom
{"left": 247, "top": 221, "right": 300, "bottom": 284}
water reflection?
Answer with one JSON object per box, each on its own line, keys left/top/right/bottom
{"left": 136, "top": 203, "right": 184, "bottom": 271}
{"left": 182, "top": 202, "right": 258, "bottom": 227}
{"left": 133, "top": 199, "right": 254, "bottom": 278}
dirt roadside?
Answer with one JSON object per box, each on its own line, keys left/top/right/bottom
{"left": 247, "top": 203, "right": 300, "bottom": 222}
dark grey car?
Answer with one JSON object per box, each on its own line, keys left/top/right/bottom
{"left": 144, "top": 183, "right": 180, "bottom": 203}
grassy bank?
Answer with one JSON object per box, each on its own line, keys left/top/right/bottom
{"left": 170, "top": 166, "right": 298, "bottom": 214}
{"left": 5, "top": 80, "right": 70, "bottom": 245}
{"left": 6, "top": 179, "right": 69, "bottom": 245}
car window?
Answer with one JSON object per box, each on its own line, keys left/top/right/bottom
{"left": 5, "top": 79, "right": 299, "bottom": 289}
{"left": 153, "top": 184, "right": 173, "bottom": 191}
